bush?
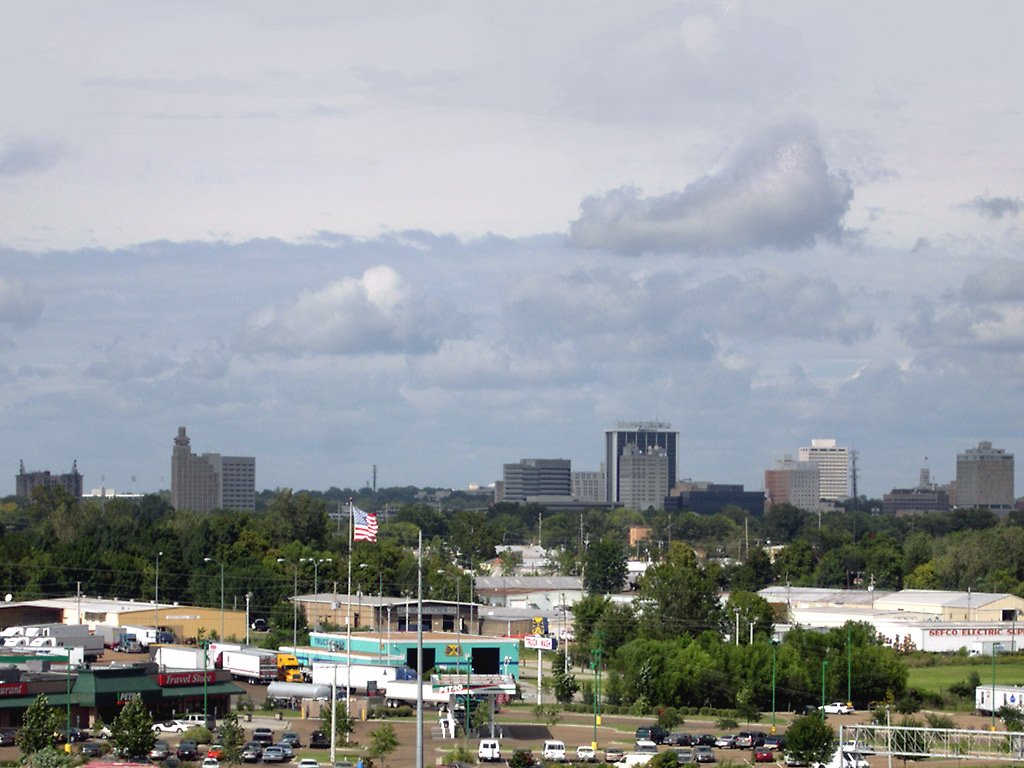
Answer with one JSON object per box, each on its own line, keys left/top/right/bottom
{"left": 183, "top": 726, "right": 213, "bottom": 744}
{"left": 717, "top": 717, "right": 739, "bottom": 729}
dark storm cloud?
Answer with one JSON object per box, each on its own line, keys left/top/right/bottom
{"left": 963, "top": 195, "right": 1023, "bottom": 219}
{"left": 0, "top": 137, "right": 64, "bottom": 177}
{"left": 568, "top": 125, "right": 853, "bottom": 256}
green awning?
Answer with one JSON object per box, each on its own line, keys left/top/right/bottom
{"left": 160, "top": 682, "right": 245, "bottom": 698}
{"left": 74, "top": 674, "right": 162, "bottom": 696}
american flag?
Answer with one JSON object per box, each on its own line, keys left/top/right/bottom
{"left": 353, "top": 507, "right": 378, "bottom": 542}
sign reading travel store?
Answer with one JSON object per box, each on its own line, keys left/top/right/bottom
{"left": 157, "top": 671, "right": 216, "bottom": 686}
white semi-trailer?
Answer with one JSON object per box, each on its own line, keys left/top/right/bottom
{"left": 217, "top": 648, "right": 277, "bottom": 684}
{"left": 382, "top": 680, "right": 452, "bottom": 708}
{"left": 309, "top": 662, "right": 415, "bottom": 694}
{"left": 151, "top": 645, "right": 209, "bottom": 671}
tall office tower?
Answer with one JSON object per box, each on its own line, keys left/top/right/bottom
{"left": 956, "top": 441, "right": 1014, "bottom": 512}
{"left": 764, "top": 458, "right": 822, "bottom": 511}
{"left": 798, "top": 438, "right": 850, "bottom": 501}
{"left": 15, "top": 460, "right": 84, "bottom": 499}
{"left": 501, "top": 458, "right": 571, "bottom": 503}
{"left": 605, "top": 422, "right": 678, "bottom": 504}
{"left": 617, "top": 444, "right": 669, "bottom": 510}
{"left": 171, "top": 426, "right": 256, "bottom": 512}
{"left": 572, "top": 465, "right": 606, "bottom": 503}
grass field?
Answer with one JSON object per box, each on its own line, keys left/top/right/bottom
{"left": 907, "top": 660, "right": 1024, "bottom": 695}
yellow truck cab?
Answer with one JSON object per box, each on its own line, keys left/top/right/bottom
{"left": 276, "top": 653, "right": 304, "bottom": 683}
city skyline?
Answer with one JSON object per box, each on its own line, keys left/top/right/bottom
{"left": 2, "top": 3, "right": 1023, "bottom": 497}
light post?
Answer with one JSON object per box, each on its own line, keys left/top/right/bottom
{"left": 771, "top": 638, "right": 779, "bottom": 735}
{"left": 992, "top": 642, "right": 1004, "bottom": 730}
{"left": 276, "top": 558, "right": 299, "bottom": 647}
{"left": 154, "top": 551, "right": 163, "bottom": 631}
{"left": 821, "top": 659, "right": 829, "bottom": 721}
{"left": 203, "top": 557, "right": 225, "bottom": 640}
{"left": 847, "top": 624, "right": 852, "bottom": 708}
{"left": 245, "top": 592, "right": 252, "bottom": 645}
{"left": 301, "top": 557, "right": 333, "bottom": 630}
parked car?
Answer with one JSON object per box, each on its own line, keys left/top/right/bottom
{"left": 81, "top": 742, "right": 104, "bottom": 758}
{"left": 635, "top": 741, "right": 658, "bottom": 754}
{"left": 263, "top": 746, "right": 287, "bottom": 763}
{"left": 543, "top": 740, "right": 567, "bottom": 762}
{"left": 252, "top": 728, "right": 274, "bottom": 745}
{"left": 479, "top": 739, "right": 502, "bottom": 763}
{"left": 821, "top": 702, "right": 854, "bottom": 715}
{"left": 309, "top": 731, "right": 330, "bottom": 749}
{"left": 735, "top": 732, "right": 767, "bottom": 749}
{"left": 201, "top": 759, "right": 220, "bottom": 768}
{"left": 275, "top": 742, "right": 294, "bottom": 760}
{"left": 604, "top": 747, "right": 624, "bottom": 763}
{"left": 206, "top": 746, "right": 226, "bottom": 760}
{"left": 694, "top": 746, "right": 715, "bottom": 763}
{"left": 636, "top": 726, "right": 670, "bottom": 745}
{"left": 695, "top": 736, "right": 717, "bottom": 747}
{"left": 784, "top": 754, "right": 807, "bottom": 767}
{"left": 714, "top": 736, "right": 736, "bottom": 750}
{"left": 0, "top": 729, "right": 16, "bottom": 746}
{"left": 763, "top": 736, "right": 784, "bottom": 751}
{"left": 672, "top": 748, "right": 694, "bottom": 764}
{"left": 154, "top": 721, "right": 190, "bottom": 734}
{"left": 96, "top": 726, "right": 113, "bottom": 740}
{"left": 841, "top": 750, "right": 870, "bottom": 768}
{"left": 753, "top": 748, "right": 773, "bottom": 763}
{"left": 669, "top": 733, "right": 694, "bottom": 747}
{"left": 297, "top": 761, "right": 320, "bottom": 768}
{"left": 177, "top": 741, "right": 199, "bottom": 760}
{"left": 241, "top": 742, "right": 262, "bottom": 763}
{"left": 150, "top": 741, "right": 172, "bottom": 761}
{"left": 576, "top": 746, "right": 596, "bottom": 763}
{"left": 280, "top": 732, "right": 302, "bottom": 748}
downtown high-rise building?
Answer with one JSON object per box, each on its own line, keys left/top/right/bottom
{"left": 798, "top": 438, "right": 850, "bottom": 502}
{"left": 16, "top": 460, "right": 84, "bottom": 499}
{"left": 500, "top": 458, "right": 571, "bottom": 503}
{"left": 604, "top": 422, "right": 678, "bottom": 505}
{"left": 171, "top": 426, "right": 255, "bottom": 512}
{"left": 617, "top": 443, "right": 669, "bottom": 510}
{"left": 956, "top": 441, "right": 1014, "bottom": 512}
{"left": 764, "top": 458, "right": 822, "bottom": 511}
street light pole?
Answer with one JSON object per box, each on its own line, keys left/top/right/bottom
{"left": 771, "top": 639, "right": 778, "bottom": 735}
{"left": 301, "top": 557, "right": 333, "bottom": 630}
{"left": 277, "top": 558, "right": 299, "bottom": 647}
{"left": 154, "top": 551, "right": 163, "bottom": 631}
{"left": 821, "top": 659, "right": 829, "bottom": 721}
{"left": 992, "top": 643, "right": 1002, "bottom": 730}
{"left": 204, "top": 557, "right": 225, "bottom": 640}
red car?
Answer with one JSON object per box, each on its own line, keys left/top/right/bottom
{"left": 754, "top": 748, "right": 774, "bottom": 763}
{"left": 206, "top": 745, "right": 226, "bottom": 760}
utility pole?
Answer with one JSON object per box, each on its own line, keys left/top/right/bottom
{"left": 591, "top": 635, "right": 603, "bottom": 750}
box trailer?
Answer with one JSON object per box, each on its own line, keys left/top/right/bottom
{"left": 217, "top": 648, "right": 278, "bottom": 684}
{"left": 382, "top": 680, "right": 452, "bottom": 708}
{"left": 152, "top": 645, "right": 210, "bottom": 671}
{"left": 309, "top": 662, "right": 414, "bottom": 694}
{"left": 976, "top": 684, "right": 1024, "bottom": 715}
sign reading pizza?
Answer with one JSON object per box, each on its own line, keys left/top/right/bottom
{"left": 157, "top": 671, "right": 216, "bottom": 686}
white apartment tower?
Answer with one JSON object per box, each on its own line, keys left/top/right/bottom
{"left": 798, "top": 438, "right": 850, "bottom": 502}
{"left": 618, "top": 444, "right": 669, "bottom": 511}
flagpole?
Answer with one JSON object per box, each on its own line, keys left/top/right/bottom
{"left": 416, "top": 527, "right": 423, "bottom": 768}
{"left": 346, "top": 497, "right": 353, "bottom": 721}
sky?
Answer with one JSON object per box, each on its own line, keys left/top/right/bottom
{"left": 2, "top": 1, "right": 1024, "bottom": 498}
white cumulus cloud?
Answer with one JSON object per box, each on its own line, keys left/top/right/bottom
{"left": 242, "top": 265, "right": 468, "bottom": 356}
{"left": 569, "top": 124, "right": 853, "bottom": 256}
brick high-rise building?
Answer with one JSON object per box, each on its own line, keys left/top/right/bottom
{"left": 171, "top": 427, "right": 255, "bottom": 512}
{"left": 956, "top": 441, "right": 1014, "bottom": 512}
{"left": 16, "top": 460, "right": 83, "bottom": 499}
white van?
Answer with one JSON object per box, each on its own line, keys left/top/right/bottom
{"left": 617, "top": 754, "right": 654, "bottom": 766}
{"left": 543, "top": 740, "right": 567, "bottom": 762}
{"left": 478, "top": 740, "right": 501, "bottom": 763}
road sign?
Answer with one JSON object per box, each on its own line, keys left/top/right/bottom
{"left": 524, "top": 635, "right": 557, "bottom": 651}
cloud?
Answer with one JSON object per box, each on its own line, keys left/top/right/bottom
{"left": 0, "top": 277, "right": 44, "bottom": 325}
{"left": 963, "top": 195, "right": 1023, "bottom": 220}
{"left": 568, "top": 124, "right": 853, "bottom": 255}
{"left": 0, "top": 137, "right": 64, "bottom": 177}
{"left": 242, "top": 265, "right": 468, "bottom": 356}
{"left": 903, "top": 261, "right": 1024, "bottom": 351}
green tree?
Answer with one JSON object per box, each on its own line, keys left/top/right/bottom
{"left": 724, "top": 591, "right": 774, "bottom": 641}
{"left": 636, "top": 543, "right": 721, "bottom": 639}
{"left": 321, "top": 701, "right": 354, "bottom": 745}
{"left": 785, "top": 714, "right": 836, "bottom": 766}
{"left": 551, "top": 652, "right": 580, "bottom": 704}
{"left": 19, "top": 693, "right": 60, "bottom": 756}
{"left": 110, "top": 694, "right": 156, "bottom": 758}
{"left": 583, "top": 539, "right": 628, "bottom": 595}
{"left": 218, "top": 712, "right": 244, "bottom": 764}
{"left": 368, "top": 723, "right": 399, "bottom": 768}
